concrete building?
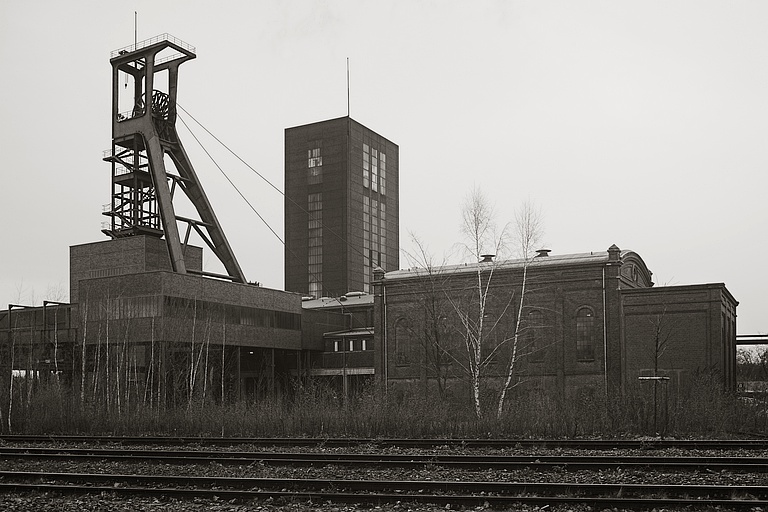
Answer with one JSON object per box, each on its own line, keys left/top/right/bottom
{"left": 372, "top": 245, "right": 738, "bottom": 398}
{"left": 284, "top": 117, "right": 399, "bottom": 298}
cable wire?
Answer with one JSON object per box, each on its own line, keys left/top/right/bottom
{"left": 175, "top": 109, "right": 374, "bottom": 327}
{"left": 176, "top": 104, "right": 365, "bottom": 261}
{"left": 177, "top": 114, "right": 285, "bottom": 247}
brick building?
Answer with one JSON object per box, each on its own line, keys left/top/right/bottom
{"left": 300, "top": 293, "right": 375, "bottom": 395}
{"left": 1, "top": 235, "right": 304, "bottom": 406}
{"left": 284, "top": 117, "right": 400, "bottom": 298}
{"left": 73, "top": 236, "right": 303, "bottom": 401}
{"left": 372, "top": 245, "right": 738, "bottom": 398}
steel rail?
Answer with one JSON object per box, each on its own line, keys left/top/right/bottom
{"left": 0, "top": 481, "right": 766, "bottom": 510}
{"left": 2, "top": 470, "right": 767, "bottom": 499}
{"left": 1, "top": 448, "right": 766, "bottom": 472}
{"left": 3, "top": 446, "right": 768, "bottom": 464}
{"left": 1, "top": 434, "right": 767, "bottom": 450}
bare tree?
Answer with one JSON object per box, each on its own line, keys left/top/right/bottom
{"left": 7, "top": 312, "right": 16, "bottom": 433}
{"left": 404, "top": 189, "right": 544, "bottom": 419}
{"left": 450, "top": 188, "right": 543, "bottom": 419}
{"left": 401, "top": 234, "right": 456, "bottom": 398}
{"left": 79, "top": 291, "right": 88, "bottom": 406}
{"left": 448, "top": 187, "right": 509, "bottom": 418}
{"left": 737, "top": 346, "right": 768, "bottom": 382}
{"left": 496, "top": 200, "right": 543, "bottom": 418}
{"left": 645, "top": 305, "right": 676, "bottom": 434}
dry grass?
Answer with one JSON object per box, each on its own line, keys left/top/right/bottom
{"left": 3, "top": 376, "right": 766, "bottom": 438}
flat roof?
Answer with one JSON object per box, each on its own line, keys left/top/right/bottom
{"left": 301, "top": 293, "right": 374, "bottom": 309}
{"left": 323, "top": 328, "right": 374, "bottom": 338}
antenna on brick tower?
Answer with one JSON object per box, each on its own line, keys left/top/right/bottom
{"left": 347, "top": 57, "right": 350, "bottom": 117}
{"left": 102, "top": 35, "right": 247, "bottom": 283}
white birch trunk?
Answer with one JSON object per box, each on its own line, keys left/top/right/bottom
{"left": 80, "top": 297, "right": 88, "bottom": 406}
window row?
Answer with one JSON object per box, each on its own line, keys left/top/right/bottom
{"left": 163, "top": 296, "right": 301, "bottom": 330}
{"left": 330, "top": 338, "right": 373, "bottom": 352}
{"left": 308, "top": 192, "right": 323, "bottom": 297}
{"left": 391, "top": 306, "right": 597, "bottom": 366}
{"left": 307, "top": 147, "right": 322, "bottom": 185}
{"left": 363, "top": 143, "right": 386, "bottom": 194}
{"left": 363, "top": 196, "right": 386, "bottom": 216}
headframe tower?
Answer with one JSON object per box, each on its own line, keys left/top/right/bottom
{"left": 103, "top": 34, "right": 246, "bottom": 283}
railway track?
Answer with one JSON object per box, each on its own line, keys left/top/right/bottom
{"left": 1, "top": 438, "right": 766, "bottom": 510}
{"left": 0, "top": 470, "right": 766, "bottom": 509}
{"left": 2, "top": 434, "right": 767, "bottom": 450}
{"left": 0, "top": 446, "right": 767, "bottom": 472}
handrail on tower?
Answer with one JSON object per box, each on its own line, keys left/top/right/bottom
{"left": 102, "top": 34, "right": 247, "bottom": 284}
{"left": 110, "top": 33, "right": 196, "bottom": 60}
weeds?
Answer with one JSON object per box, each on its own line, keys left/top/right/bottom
{"left": 2, "top": 376, "right": 765, "bottom": 437}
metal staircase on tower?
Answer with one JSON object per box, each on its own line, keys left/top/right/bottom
{"left": 102, "top": 34, "right": 246, "bottom": 283}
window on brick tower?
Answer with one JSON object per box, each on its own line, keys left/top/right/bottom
{"left": 380, "top": 152, "right": 386, "bottom": 195}
{"left": 307, "top": 147, "right": 322, "bottom": 184}
{"left": 307, "top": 192, "right": 322, "bottom": 297}
{"left": 576, "top": 307, "right": 595, "bottom": 361}
{"left": 371, "top": 148, "right": 379, "bottom": 192}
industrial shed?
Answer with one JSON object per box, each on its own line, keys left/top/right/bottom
{"left": 372, "top": 245, "right": 737, "bottom": 398}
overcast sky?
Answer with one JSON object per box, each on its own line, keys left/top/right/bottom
{"left": 1, "top": 1, "right": 766, "bottom": 334}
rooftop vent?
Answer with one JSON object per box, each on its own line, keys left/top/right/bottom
{"left": 480, "top": 254, "right": 495, "bottom": 263}
{"left": 535, "top": 249, "right": 551, "bottom": 257}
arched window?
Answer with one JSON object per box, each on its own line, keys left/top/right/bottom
{"left": 394, "top": 318, "right": 410, "bottom": 365}
{"left": 576, "top": 308, "right": 595, "bottom": 361}
{"left": 528, "top": 310, "right": 544, "bottom": 362}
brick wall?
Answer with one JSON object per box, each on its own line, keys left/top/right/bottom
{"left": 620, "top": 283, "right": 738, "bottom": 391}
{"left": 374, "top": 251, "right": 631, "bottom": 396}
{"left": 373, "top": 248, "right": 736, "bottom": 396}
{"left": 70, "top": 236, "right": 202, "bottom": 303}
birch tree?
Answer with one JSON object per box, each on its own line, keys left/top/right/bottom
{"left": 452, "top": 187, "right": 510, "bottom": 418}
{"left": 496, "top": 200, "right": 543, "bottom": 418}
{"left": 451, "top": 188, "right": 543, "bottom": 419}
{"left": 405, "top": 188, "right": 544, "bottom": 419}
